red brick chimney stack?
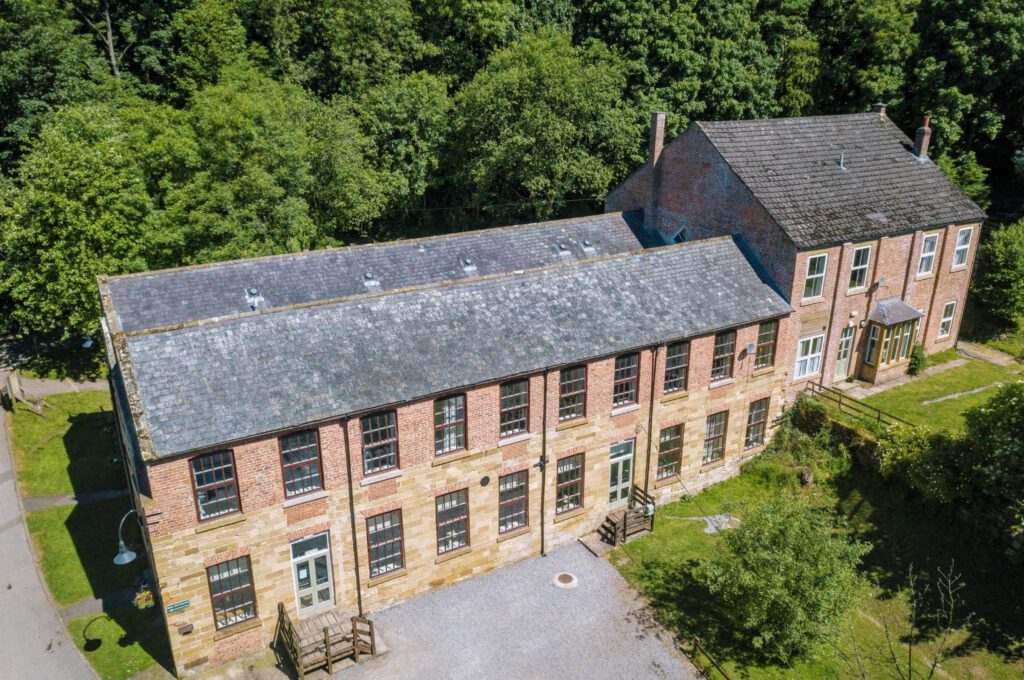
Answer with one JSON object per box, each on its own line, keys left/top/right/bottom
{"left": 914, "top": 115, "right": 932, "bottom": 159}
{"left": 646, "top": 112, "right": 667, "bottom": 232}
{"left": 649, "top": 111, "right": 666, "bottom": 166}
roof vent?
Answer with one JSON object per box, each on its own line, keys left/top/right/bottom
{"left": 244, "top": 286, "right": 264, "bottom": 310}
{"left": 461, "top": 257, "right": 477, "bottom": 272}
{"left": 556, "top": 242, "right": 570, "bottom": 256}
{"left": 580, "top": 239, "right": 595, "bottom": 252}
{"left": 838, "top": 153, "right": 846, "bottom": 171}
{"left": 362, "top": 272, "right": 379, "bottom": 288}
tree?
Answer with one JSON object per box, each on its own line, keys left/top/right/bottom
{"left": 0, "top": 0, "right": 109, "bottom": 167}
{"left": 167, "top": 0, "right": 248, "bottom": 97}
{"left": 694, "top": 495, "right": 867, "bottom": 664}
{"left": 0, "top": 97, "right": 169, "bottom": 339}
{"left": 972, "top": 218, "right": 1024, "bottom": 325}
{"left": 446, "top": 30, "right": 637, "bottom": 221}
{"left": 235, "top": 0, "right": 427, "bottom": 98}
{"left": 962, "top": 382, "right": 1024, "bottom": 560}
{"left": 811, "top": 0, "right": 920, "bottom": 111}
{"left": 354, "top": 72, "right": 452, "bottom": 229}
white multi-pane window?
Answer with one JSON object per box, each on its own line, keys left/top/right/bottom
{"left": 366, "top": 510, "right": 404, "bottom": 578}
{"left": 849, "top": 246, "right": 871, "bottom": 290}
{"left": 803, "top": 253, "right": 828, "bottom": 299}
{"left": 953, "top": 227, "right": 973, "bottom": 268}
{"left": 435, "top": 489, "right": 470, "bottom": 554}
{"left": 794, "top": 335, "right": 824, "bottom": 378}
{"left": 865, "top": 325, "right": 880, "bottom": 365}
{"left": 918, "top": 233, "right": 938, "bottom": 275}
{"left": 498, "top": 471, "right": 528, "bottom": 533}
{"left": 434, "top": 394, "right": 466, "bottom": 454}
{"left": 938, "top": 301, "right": 957, "bottom": 338}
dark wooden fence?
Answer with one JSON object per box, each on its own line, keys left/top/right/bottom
{"left": 804, "top": 381, "right": 913, "bottom": 428}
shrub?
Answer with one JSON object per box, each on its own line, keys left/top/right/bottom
{"left": 875, "top": 425, "right": 964, "bottom": 504}
{"left": 962, "top": 382, "right": 1024, "bottom": 559}
{"left": 908, "top": 343, "right": 927, "bottom": 375}
{"left": 694, "top": 495, "right": 867, "bottom": 665}
{"left": 972, "top": 218, "right": 1024, "bottom": 325}
{"left": 789, "top": 394, "right": 830, "bottom": 435}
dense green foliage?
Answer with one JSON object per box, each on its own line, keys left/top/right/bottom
{"left": 693, "top": 494, "right": 867, "bottom": 664}
{"left": 974, "top": 218, "right": 1024, "bottom": 325}
{"left": 1, "top": 0, "right": 1022, "bottom": 340}
{"left": 858, "top": 381, "right": 1024, "bottom": 560}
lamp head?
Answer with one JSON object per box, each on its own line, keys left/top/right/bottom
{"left": 113, "top": 540, "right": 137, "bottom": 566}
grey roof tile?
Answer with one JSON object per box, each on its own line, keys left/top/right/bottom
{"left": 698, "top": 114, "right": 986, "bottom": 248}
{"left": 124, "top": 237, "right": 791, "bottom": 458}
{"left": 869, "top": 297, "right": 924, "bottom": 326}
{"left": 105, "top": 212, "right": 644, "bottom": 333}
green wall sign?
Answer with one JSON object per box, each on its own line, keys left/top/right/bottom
{"left": 166, "top": 599, "right": 190, "bottom": 613}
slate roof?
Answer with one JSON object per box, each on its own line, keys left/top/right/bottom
{"left": 103, "top": 212, "right": 644, "bottom": 333}
{"left": 697, "top": 113, "right": 986, "bottom": 248}
{"left": 869, "top": 297, "right": 923, "bottom": 326}
{"left": 122, "top": 237, "right": 791, "bottom": 458}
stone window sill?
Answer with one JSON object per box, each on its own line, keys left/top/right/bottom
{"left": 700, "top": 458, "right": 727, "bottom": 473}
{"left": 283, "top": 489, "right": 329, "bottom": 507}
{"left": 655, "top": 474, "right": 681, "bottom": 489}
{"left": 660, "top": 390, "right": 688, "bottom": 404}
{"left": 496, "top": 525, "right": 531, "bottom": 543}
{"left": 950, "top": 265, "right": 968, "bottom": 273}
{"left": 845, "top": 287, "right": 868, "bottom": 297}
{"left": 790, "top": 372, "right": 820, "bottom": 385}
{"left": 194, "top": 512, "right": 246, "bottom": 535}
{"left": 553, "top": 507, "right": 585, "bottom": 523}
{"left": 800, "top": 296, "right": 826, "bottom": 307}
{"left": 709, "top": 378, "right": 735, "bottom": 389}
{"left": 751, "top": 366, "right": 775, "bottom": 378}
{"left": 915, "top": 272, "right": 935, "bottom": 281}
{"left": 431, "top": 447, "right": 486, "bottom": 467}
{"left": 367, "top": 567, "right": 407, "bottom": 587}
{"left": 611, "top": 403, "right": 641, "bottom": 416}
{"left": 498, "top": 432, "right": 532, "bottom": 447}
{"left": 360, "top": 469, "right": 402, "bottom": 486}
{"left": 435, "top": 545, "right": 472, "bottom": 564}
{"left": 212, "top": 617, "right": 260, "bottom": 641}
{"left": 555, "top": 417, "right": 588, "bottom": 431}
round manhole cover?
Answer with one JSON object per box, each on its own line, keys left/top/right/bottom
{"left": 554, "top": 572, "right": 578, "bottom": 589}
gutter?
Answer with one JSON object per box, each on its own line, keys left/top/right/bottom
{"left": 342, "top": 418, "right": 364, "bottom": 617}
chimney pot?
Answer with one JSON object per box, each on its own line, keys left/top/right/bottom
{"left": 913, "top": 116, "right": 932, "bottom": 159}
{"left": 648, "top": 112, "right": 666, "bottom": 167}
{"left": 871, "top": 102, "right": 887, "bottom": 115}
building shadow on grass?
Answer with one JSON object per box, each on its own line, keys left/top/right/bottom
{"left": 62, "top": 409, "right": 128, "bottom": 497}
{"left": 63, "top": 499, "right": 174, "bottom": 675}
{"left": 833, "top": 462, "right": 1024, "bottom": 662}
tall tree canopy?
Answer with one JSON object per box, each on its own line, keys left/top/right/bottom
{"left": 1, "top": 0, "right": 1023, "bottom": 341}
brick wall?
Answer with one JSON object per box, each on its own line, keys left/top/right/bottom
{"left": 606, "top": 123, "right": 980, "bottom": 395}
{"left": 140, "top": 315, "right": 790, "bottom": 675}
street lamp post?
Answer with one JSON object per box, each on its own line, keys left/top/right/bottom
{"left": 113, "top": 509, "right": 137, "bottom": 566}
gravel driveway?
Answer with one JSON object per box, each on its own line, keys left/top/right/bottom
{"left": 338, "top": 543, "right": 696, "bottom": 680}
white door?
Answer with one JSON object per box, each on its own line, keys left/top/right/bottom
{"left": 609, "top": 439, "right": 635, "bottom": 507}
{"left": 835, "top": 327, "right": 855, "bottom": 379}
{"left": 291, "top": 532, "right": 334, "bottom": 617}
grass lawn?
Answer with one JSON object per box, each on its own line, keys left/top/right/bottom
{"left": 25, "top": 498, "right": 145, "bottom": 606}
{"left": 862, "top": 358, "right": 1022, "bottom": 431}
{"left": 69, "top": 607, "right": 170, "bottom": 680}
{"left": 9, "top": 390, "right": 125, "bottom": 496}
{"left": 985, "top": 316, "right": 1024, "bottom": 359}
{"left": 613, "top": 437, "right": 1024, "bottom": 679}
